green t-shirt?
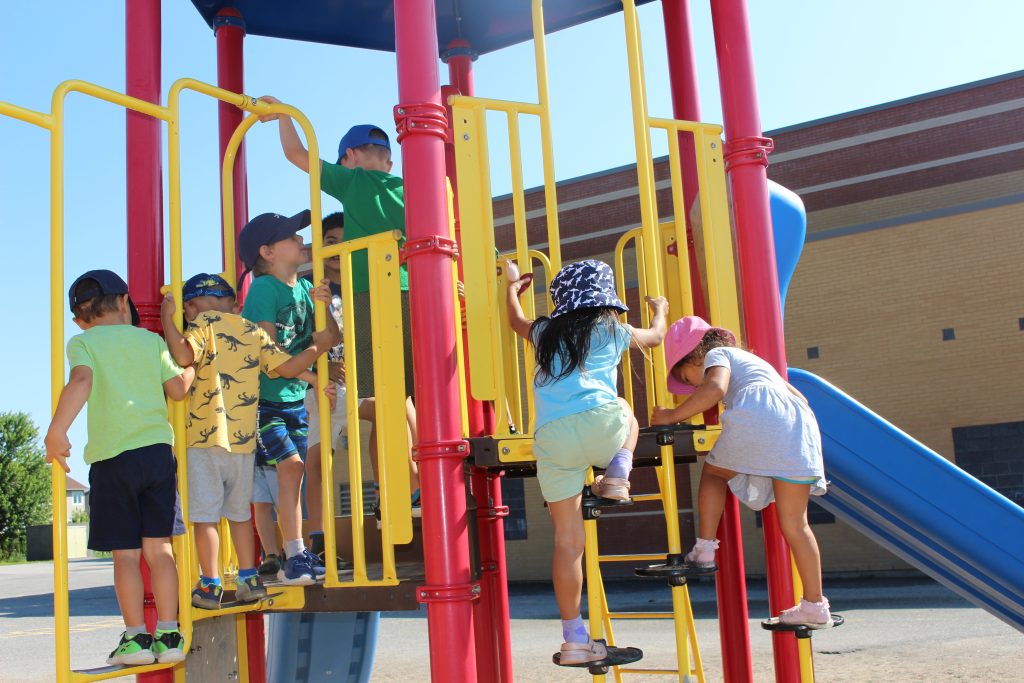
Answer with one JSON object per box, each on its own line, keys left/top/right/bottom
{"left": 320, "top": 162, "right": 409, "bottom": 294}
{"left": 66, "top": 325, "right": 182, "bottom": 465}
{"left": 242, "top": 274, "right": 314, "bottom": 403}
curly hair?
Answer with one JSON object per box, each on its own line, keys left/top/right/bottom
{"left": 677, "top": 328, "right": 735, "bottom": 368}
{"left": 530, "top": 307, "right": 621, "bottom": 385}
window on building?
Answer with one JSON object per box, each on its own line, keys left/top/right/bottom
{"left": 502, "top": 478, "right": 528, "bottom": 541}
{"left": 952, "top": 421, "right": 1024, "bottom": 507}
{"left": 72, "top": 492, "right": 82, "bottom": 504}
{"left": 806, "top": 346, "right": 820, "bottom": 360}
{"left": 1018, "top": 317, "right": 1024, "bottom": 331}
{"left": 942, "top": 328, "right": 956, "bottom": 341}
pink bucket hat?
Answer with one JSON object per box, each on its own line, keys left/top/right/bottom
{"left": 664, "top": 316, "right": 736, "bottom": 395}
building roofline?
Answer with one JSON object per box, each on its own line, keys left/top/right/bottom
{"left": 495, "top": 70, "right": 1024, "bottom": 201}
{"left": 766, "top": 70, "right": 1024, "bottom": 135}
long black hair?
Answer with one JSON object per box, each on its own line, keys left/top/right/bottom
{"left": 530, "top": 307, "right": 621, "bottom": 386}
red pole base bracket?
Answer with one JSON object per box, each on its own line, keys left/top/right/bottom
{"left": 394, "top": 102, "right": 449, "bottom": 143}
{"left": 417, "top": 582, "right": 482, "bottom": 604}
{"left": 723, "top": 135, "right": 774, "bottom": 171}
{"left": 400, "top": 235, "right": 460, "bottom": 265}
{"left": 412, "top": 438, "right": 470, "bottom": 463}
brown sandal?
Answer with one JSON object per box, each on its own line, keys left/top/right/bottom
{"left": 591, "top": 475, "right": 630, "bottom": 501}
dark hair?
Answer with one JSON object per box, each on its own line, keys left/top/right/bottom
{"left": 322, "top": 212, "right": 344, "bottom": 236}
{"left": 71, "top": 280, "right": 123, "bottom": 322}
{"left": 529, "top": 307, "right": 621, "bottom": 386}
{"left": 676, "top": 329, "right": 735, "bottom": 368}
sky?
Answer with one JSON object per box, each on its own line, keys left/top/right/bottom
{"left": 1, "top": 1, "right": 1021, "bottom": 485}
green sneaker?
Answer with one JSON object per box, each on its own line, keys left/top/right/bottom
{"left": 106, "top": 631, "right": 155, "bottom": 666}
{"left": 235, "top": 574, "right": 268, "bottom": 603}
{"left": 152, "top": 629, "right": 186, "bottom": 664}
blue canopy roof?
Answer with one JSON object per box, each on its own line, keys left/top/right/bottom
{"left": 190, "top": 1, "right": 657, "bottom": 56}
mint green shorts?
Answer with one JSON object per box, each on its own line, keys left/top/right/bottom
{"left": 533, "top": 401, "right": 632, "bottom": 503}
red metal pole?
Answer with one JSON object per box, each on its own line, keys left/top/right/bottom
{"left": 443, "top": 41, "right": 514, "bottom": 683}
{"left": 709, "top": 1, "right": 801, "bottom": 681}
{"left": 125, "top": 2, "right": 170, "bottom": 682}
{"left": 213, "top": 10, "right": 265, "bottom": 681}
{"left": 394, "top": 3, "right": 478, "bottom": 682}
{"left": 662, "top": 3, "right": 753, "bottom": 681}
{"left": 215, "top": 8, "right": 250, "bottom": 285}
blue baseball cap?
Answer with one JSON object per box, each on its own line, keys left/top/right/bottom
{"left": 68, "top": 269, "right": 140, "bottom": 325}
{"left": 337, "top": 124, "right": 390, "bottom": 162}
{"left": 182, "top": 273, "right": 235, "bottom": 302}
{"left": 237, "top": 210, "right": 312, "bottom": 271}
{"left": 549, "top": 260, "right": 628, "bottom": 318}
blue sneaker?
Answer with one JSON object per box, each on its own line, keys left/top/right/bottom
{"left": 277, "top": 552, "right": 316, "bottom": 586}
{"left": 303, "top": 548, "right": 327, "bottom": 578}
{"left": 411, "top": 489, "right": 422, "bottom": 518}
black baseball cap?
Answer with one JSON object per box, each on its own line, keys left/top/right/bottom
{"left": 68, "top": 269, "right": 140, "bottom": 325}
{"left": 237, "top": 210, "right": 312, "bottom": 272}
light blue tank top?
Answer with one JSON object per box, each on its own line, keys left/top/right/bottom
{"left": 532, "top": 320, "right": 631, "bottom": 432}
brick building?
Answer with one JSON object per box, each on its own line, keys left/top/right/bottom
{"left": 492, "top": 70, "right": 1024, "bottom": 578}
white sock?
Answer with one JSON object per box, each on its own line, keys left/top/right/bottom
{"left": 284, "top": 539, "right": 306, "bottom": 559}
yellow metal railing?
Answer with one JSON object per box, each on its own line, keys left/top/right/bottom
{"left": 450, "top": 0, "right": 561, "bottom": 441}
{"left": 0, "top": 77, "right": 403, "bottom": 681}
{"left": 314, "top": 231, "right": 411, "bottom": 588}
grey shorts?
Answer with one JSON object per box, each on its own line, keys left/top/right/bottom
{"left": 353, "top": 290, "right": 415, "bottom": 399}
{"left": 186, "top": 447, "right": 255, "bottom": 523}
{"left": 251, "top": 464, "right": 279, "bottom": 506}
{"left": 304, "top": 383, "right": 356, "bottom": 449}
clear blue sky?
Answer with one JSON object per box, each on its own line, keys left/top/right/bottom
{"left": 1, "top": 1, "right": 1020, "bottom": 484}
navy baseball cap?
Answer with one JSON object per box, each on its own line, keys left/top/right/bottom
{"left": 68, "top": 269, "right": 140, "bottom": 325}
{"left": 237, "top": 210, "right": 312, "bottom": 271}
{"left": 182, "top": 273, "right": 235, "bottom": 302}
{"left": 337, "top": 124, "right": 390, "bottom": 161}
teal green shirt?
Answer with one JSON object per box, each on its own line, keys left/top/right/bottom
{"left": 242, "top": 275, "right": 314, "bottom": 403}
{"left": 320, "top": 162, "right": 409, "bottom": 294}
{"left": 66, "top": 325, "right": 182, "bottom": 465}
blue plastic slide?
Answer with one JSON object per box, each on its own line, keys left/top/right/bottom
{"left": 266, "top": 611, "right": 380, "bottom": 683}
{"left": 790, "top": 368, "right": 1024, "bottom": 632}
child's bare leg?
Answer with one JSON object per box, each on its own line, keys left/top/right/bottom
{"left": 193, "top": 522, "right": 220, "bottom": 579}
{"left": 405, "top": 396, "right": 419, "bottom": 491}
{"left": 141, "top": 537, "right": 179, "bottom": 623}
{"left": 253, "top": 503, "right": 280, "bottom": 557}
{"left": 306, "top": 444, "right": 323, "bottom": 534}
{"left": 359, "top": 399, "right": 380, "bottom": 483}
{"left": 603, "top": 398, "right": 639, "bottom": 485}
{"left": 618, "top": 398, "right": 639, "bottom": 452}
{"left": 697, "top": 463, "right": 737, "bottom": 540}
{"left": 276, "top": 455, "right": 305, "bottom": 554}
{"left": 548, "top": 494, "right": 586, "bottom": 625}
{"left": 772, "top": 480, "right": 823, "bottom": 602}
{"left": 228, "top": 519, "right": 257, "bottom": 571}
{"left": 112, "top": 548, "right": 145, "bottom": 627}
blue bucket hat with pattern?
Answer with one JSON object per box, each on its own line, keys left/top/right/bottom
{"left": 549, "top": 259, "right": 628, "bottom": 318}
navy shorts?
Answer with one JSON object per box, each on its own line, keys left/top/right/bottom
{"left": 256, "top": 400, "right": 308, "bottom": 466}
{"left": 88, "top": 443, "right": 183, "bottom": 551}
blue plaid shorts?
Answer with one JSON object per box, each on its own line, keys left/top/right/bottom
{"left": 256, "top": 400, "right": 308, "bottom": 467}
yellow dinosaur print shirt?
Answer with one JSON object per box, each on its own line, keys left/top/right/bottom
{"left": 185, "top": 311, "right": 289, "bottom": 453}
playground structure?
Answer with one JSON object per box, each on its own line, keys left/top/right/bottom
{"left": 3, "top": 0, "right": 1023, "bottom": 682}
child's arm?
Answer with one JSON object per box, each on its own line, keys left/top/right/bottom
{"left": 163, "top": 367, "right": 196, "bottom": 402}
{"left": 160, "top": 293, "right": 196, "bottom": 367}
{"left": 784, "top": 380, "right": 809, "bottom": 404}
{"left": 505, "top": 266, "right": 533, "bottom": 339}
{"left": 44, "top": 366, "right": 93, "bottom": 473}
{"left": 274, "top": 326, "right": 339, "bottom": 379}
{"left": 258, "top": 96, "right": 317, "bottom": 174}
{"left": 630, "top": 296, "right": 669, "bottom": 348}
{"left": 650, "top": 366, "right": 730, "bottom": 425}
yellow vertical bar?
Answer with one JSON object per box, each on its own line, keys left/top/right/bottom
{"left": 49, "top": 89, "right": 71, "bottom": 683}
{"left": 583, "top": 515, "right": 607, "bottom": 683}
{"left": 166, "top": 88, "right": 197, "bottom": 650}
{"left": 235, "top": 614, "right": 250, "bottom": 683}
{"left": 664, "top": 128, "right": 695, "bottom": 318}
{"left": 506, "top": 112, "right": 536, "bottom": 432}
{"left": 530, "top": 0, "right": 562, "bottom": 273}
{"left": 792, "top": 555, "right": 815, "bottom": 680}
{"left": 341, "top": 250, "right": 367, "bottom": 584}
